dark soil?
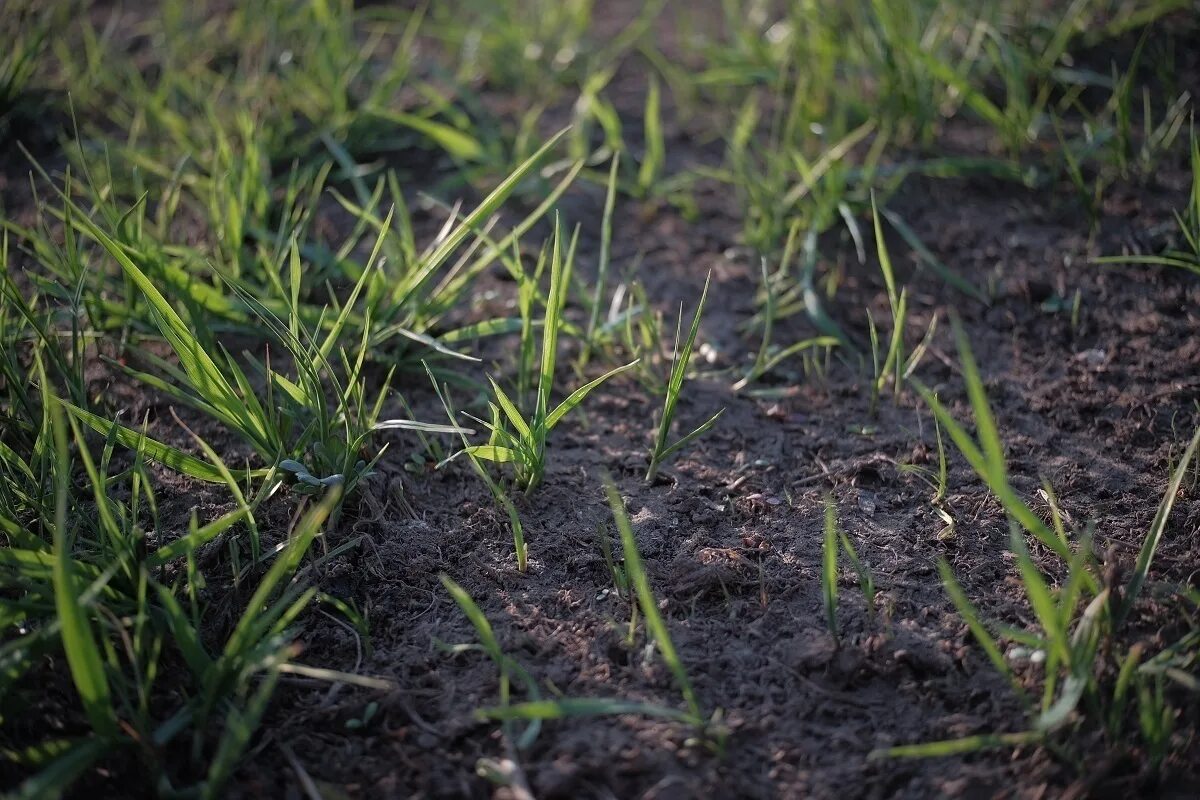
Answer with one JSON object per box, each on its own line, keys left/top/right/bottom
{"left": 4, "top": 4, "right": 1200, "bottom": 800}
{"left": 226, "top": 169, "right": 1200, "bottom": 800}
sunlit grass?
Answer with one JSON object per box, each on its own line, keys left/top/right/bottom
{"left": 1, "top": 0, "right": 1197, "bottom": 794}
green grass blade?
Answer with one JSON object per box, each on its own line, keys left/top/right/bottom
{"left": 838, "top": 532, "right": 875, "bottom": 615}
{"left": 871, "top": 194, "right": 899, "bottom": 314}
{"left": 800, "top": 227, "right": 860, "bottom": 356}
{"left": 460, "top": 445, "right": 518, "bottom": 464}
{"left": 147, "top": 509, "right": 250, "bottom": 568}
{"left": 476, "top": 698, "right": 695, "bottom": 725}
{"left": 202, "top": 666, "right": 281, "bottom": 800}
{"left": 881, "top": 208, "right": 988, "bottom": 302}
{"left": 61, "top": 402, "right": 241, "bottom": 483}
{"left": 1120, "top": 426, "right": 1200, "bottom": 623}
{"left": 400, "top": 129, "right": 570, "bottom": 306}
{"left": 428, "top": 364, "right": 527, "bottom": 571}
{"left": 605, "top": 479, "right": 701, "bottom": 723}
{"left": 11, "top": 737, "right": 110, "bottom": 800}
{"left": 221, "top": 489, "right": 340, "bottom": 661}
{"left": 659, "top": 408, "right": 725, "bottom": 462}
{"left": 536, "top": 217, "right": 568, "bottom": 426}
{"left": 75, "top": 219, "right": 262, "bottom": 444}
{"left": 822, "top": 498, "right": 840, "bottom": 641}
{"left": 913, "top": 367, "right": 1069, "bottom": 561}
{"left": 870, "top": 730, "right": 1040, "bottom": 760}
{"left": 1009, "top": 527, "right": 1067, "bottom": 664}
{"left": 638, "top": 77, "right": 664, "bottom": 194}
{"left": 488, "top": 377, "right": 533, "bottom": 440}
{"left": 546, "top": 360, "right": 639, "bottom": 430}
{"left": 938, "top": 558, "right": 1024, "bottom": 698}
{"left": 48, "top": 397, "right": 116, "bottom": 739}
{"left": 656, "top": 271, "right": 713, "bottom": 445}
{"left": 584, "top": 153, "right": 620, "bottom": 359}
{"left": 151, "top": 579, "right": 215, "bottom": 678}
{"left": 439, "top": 574, "right": 504, "bottom": 664}
{"left": 369, "top": 109, "right": 484, "bottom": 161}
{"left": 951, "top": 320, "right": 1005, "bottom": 479}
{"left": 1092, "top": 254, "right": 1200, "bottom": 274}
{"left": 372, "top": 419, "right": 474, "bottom": 434}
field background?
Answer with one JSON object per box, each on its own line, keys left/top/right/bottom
{"left": 3, "top": 1, "right": 1200, "bottom": 798}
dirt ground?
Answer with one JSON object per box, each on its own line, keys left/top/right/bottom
{"left": 4, "top": 5, "right": 1200, "bottom": 800}
{"left": 230, "top": 176, "right": 1200, "bottom": 800}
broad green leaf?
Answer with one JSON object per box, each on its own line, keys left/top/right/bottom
{"left": 461, "top": 445, "right": 518, "bottom": 464}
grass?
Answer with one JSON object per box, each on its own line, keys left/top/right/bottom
{"left": 0, "top": 3, "right": 61, "bottom": 141}
{"left": 822, "top": 497, "right": 877, "bottom": 643}
{"left": 645, "top": 272, "right": 724, "bottom": 483}
{"left": 65, "top": 210, "right": 462, "bottom": 498}
{"left": 867, "top": 195, "right": 908, "bottom": 415}
{"left": 604, "top": 478, "right": 723, "bottom": 749}
{"left": 2, "top": 0, "right": 1198, "bottom": 795}
{"left": 447, "top": 218, "right": 639, "bottom": 494}
{"left": 429, "top": 364, "right": 528, "bottom": 572}
{"left": 1095, "top": 130, "right": 1200, "bottom": 276}
{"left": 431, "top": 475, "right": 722, "bottom": 787}
{"left": 2, "top": 365, "right": 360, "bottom": 796}
{"left": 875, "top": 325, "right": 1200, "bottom": 763}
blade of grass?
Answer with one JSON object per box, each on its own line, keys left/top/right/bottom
{"left": 604, "top": 478, "right": 701, "bottom": 723}
{"left": 822, "top": 497, "right": 840, "bottom": 641}
{"left": 47, "top": 394, "right": 116, "bottom": 739}
{"left": 1120, "top": 426, "right": 1200, "bottom": 623}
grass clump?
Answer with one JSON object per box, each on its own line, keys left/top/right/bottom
{"left": 67, "top": 211, "right": 457, "bottom": 497}
{"left": 439, "top": 495, "right": 722, "bottom": 787}
{"left": 875, "top": 322, "right": 1200, "bottom": 767}
{"left": 449, "top": 219, "right": 638, "bottom": 495}
{"left": 1096, "top": 130, "right": 1200, "bottom": 276}
{"left": 1, "top": 370, "right": 375, "bottom": 797}
{"left": 2, "top": 0, "right": 1198, "bottom": 794}
{"left": 645, "top": 272, "right": 724, "bottom": 483}
{"left": 822, "top": 497, "right": 876, "bottom": 643}
{"left": 0, "top": 2, "right": 62, "bottom": 143}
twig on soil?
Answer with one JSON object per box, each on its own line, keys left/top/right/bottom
{"left": 766, "top": 656, "right": 872, "bottom": 709}
{"left": 279, "top": 741, "right": 325, "bottom": 800}
{"left": 396, "top": 696, "right": 442, "bottom": 738}
{"left": 316, "top": 609, "right": 364, "bottom": 709}
{"left": 476, "top": 738, "right": 535, "bottom": 800}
